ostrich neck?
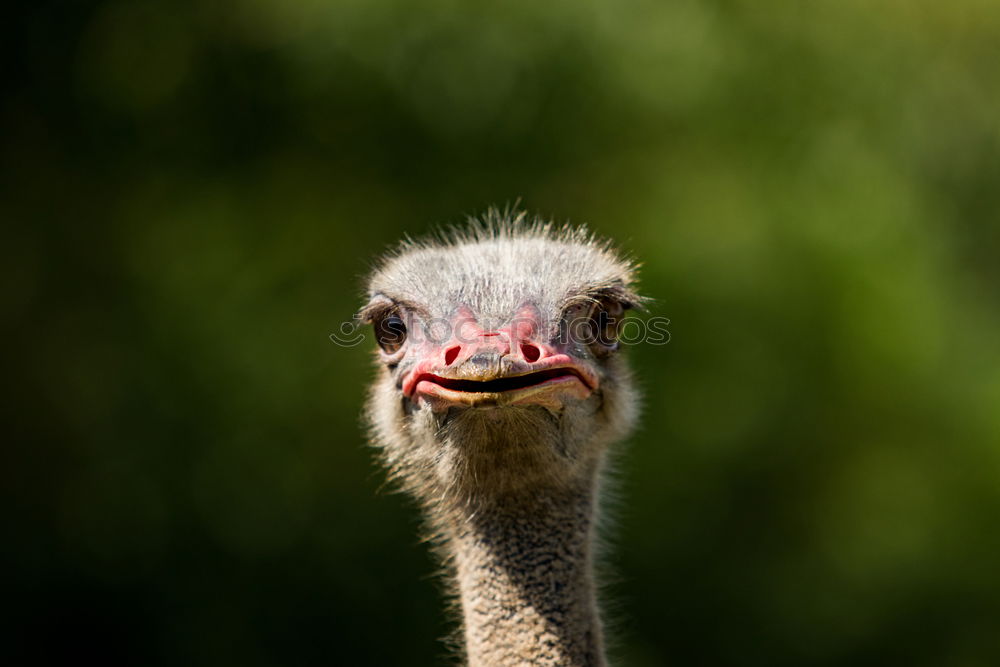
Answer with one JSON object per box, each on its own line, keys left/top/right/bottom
{"left": 445, "top": 483, "right": 605, "bottom": 667}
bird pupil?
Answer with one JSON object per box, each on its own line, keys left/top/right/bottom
{"left": 592, "top": 302, "right": 621, "bottom": 349}
{"left": 377, "top": 314, "right": 407, "bottom": 352}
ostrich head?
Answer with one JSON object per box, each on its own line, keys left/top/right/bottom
{"left": 360, "top": 212, "right": 643, "bottom": 513}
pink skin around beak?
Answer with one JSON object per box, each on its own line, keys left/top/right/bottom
{"left": 401, "top": 306, "right": 598, "bottom": 412}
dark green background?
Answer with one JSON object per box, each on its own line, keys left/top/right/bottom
{"left": 5, "top": 1, "right": 1000, "bottom": 665}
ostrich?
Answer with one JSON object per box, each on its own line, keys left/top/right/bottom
{"left": 359, "top": 211, "right": 644, "bottom": 667}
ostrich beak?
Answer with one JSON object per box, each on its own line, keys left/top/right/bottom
{"left": 403, "top": 347, "right": 597, "bottom": 411}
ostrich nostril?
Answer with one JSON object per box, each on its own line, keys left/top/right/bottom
{"left": 520, "top": 342, "right": 541, "bottom": 363}
{"left": 444, "top": 346, "right": 461, "bottom": 366}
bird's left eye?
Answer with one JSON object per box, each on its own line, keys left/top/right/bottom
{"left": 375, "top": 313, "right": 407, "bottom": 353}
{"left": 590, "top": 299, "right": 625, "bottom": 356}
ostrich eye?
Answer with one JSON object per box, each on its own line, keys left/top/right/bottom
{"left": 590, "top": 299, "right": 625, "bottom": 356}
{"left": 375, "top": 313, "right": 407, "bottom": 354}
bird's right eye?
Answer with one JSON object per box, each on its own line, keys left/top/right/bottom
{"left": 375, "top": 312, "right": 407, "bottom": 354}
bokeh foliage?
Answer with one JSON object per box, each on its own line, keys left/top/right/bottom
{"left": 4, "top": 1, "right": 1000, "bottom": 665}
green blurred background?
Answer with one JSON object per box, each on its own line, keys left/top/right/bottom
{"left": 4, "top": 1, "right": 1000, "bottom": 665}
